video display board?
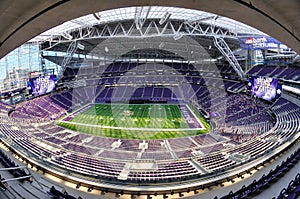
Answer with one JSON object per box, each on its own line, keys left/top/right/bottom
{"left": 27, "top": 75, "right": 57, "bottom": 96}
{"left": 248, "top": 76, "right": 282, "bottom": 101}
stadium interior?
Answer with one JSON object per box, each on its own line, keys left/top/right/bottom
{"left": 0, "top": 1, "right": 299, "bottom": 199}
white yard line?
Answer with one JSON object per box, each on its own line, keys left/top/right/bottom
{"left": 59, "top": 121, "right": 204, "bottom": 132}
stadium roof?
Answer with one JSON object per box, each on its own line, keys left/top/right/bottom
{"left": 30, "top": 6, "right": 266, "bottom": 42}
{"left": 0, "top": 0, "right": 299, "bottom": 58}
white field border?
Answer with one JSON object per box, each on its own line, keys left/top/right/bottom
{"left": 185, "top": 104, "right": 206, "bottom": 130}
{"left": 58, "top": 103, "right": 207, "bottom": 132}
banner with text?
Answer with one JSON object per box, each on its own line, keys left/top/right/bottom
{"left": 238, "top": 34, "right": 287, "bottom": 50}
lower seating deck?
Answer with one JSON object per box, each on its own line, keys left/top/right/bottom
{"left": 0, "top": 92, "right": 299, "bottom": 192}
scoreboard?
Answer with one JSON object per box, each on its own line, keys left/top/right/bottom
{"left": 27, "top": 75, "right": 57, "bottom": 96}
{"left": 248, "top": 76, "right": 282, "bottom": 101}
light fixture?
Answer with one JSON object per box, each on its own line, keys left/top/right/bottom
{"left": 93, "top": 12, "right": 101, "bottom": 20}
{"left": 62, "top": 32, "right": 73, "bottom": 40}
{"left": 77, "top": 43, "right": 85, "bottom": 50}
{"left": 187, "top": 15, "right": 218, "bottom": 24}
{"left": 135, "top": 7, "right": 151, "bottom": 30}
{"left": 159, "top": 42, "right": 165, "bottom": 49}
{"left": 135, "top": 17, "right": 142, "bottom": 30}
{"left": 159, "top": 12, "right": 171, "bottom": 25}
{"left": 173, "top": 33, "right": 183, "bottom": 40}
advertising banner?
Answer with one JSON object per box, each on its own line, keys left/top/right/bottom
{"left": 238, "top": 34, "right": 282, "bottom": 50}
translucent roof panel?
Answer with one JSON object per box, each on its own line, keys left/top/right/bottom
{"left": 31, "top": 6, "right": 267, "bottom": 42}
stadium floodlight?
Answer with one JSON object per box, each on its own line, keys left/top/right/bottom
{"left": 159, "top": 42, "right": 165, "bottom": 49}
{"left": 62, "top": 32, "right": 73, "bottom": 40}
{"left": 135, "top": 18, "right": 142, "bottom": 30}
{"left": 173, "top": 33, "right": 183, "bottom": 41}
{"left": 159, "top": 12, "right": 171, "bottom": 25}
{"left": 93, "top": 12, "right": 101, "bottom": 20}
{"left": 135, "top": 7, "right": 151, "bottom": 30}
{"left": 186, "top": 15, "right": 217, "bottom": 24}
{"left": 135, "top": 7, "right": 143, "bottom": 30}
{"left": 77, "top": 43, "right": 85, "bottom": 50}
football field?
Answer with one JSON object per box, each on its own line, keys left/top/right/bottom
{"left": 58, "top": 103, "right": 210, "bottom": 139}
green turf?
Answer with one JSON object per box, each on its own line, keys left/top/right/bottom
{"left": 57, "top": 103, "right": 210, "bottom": 139}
